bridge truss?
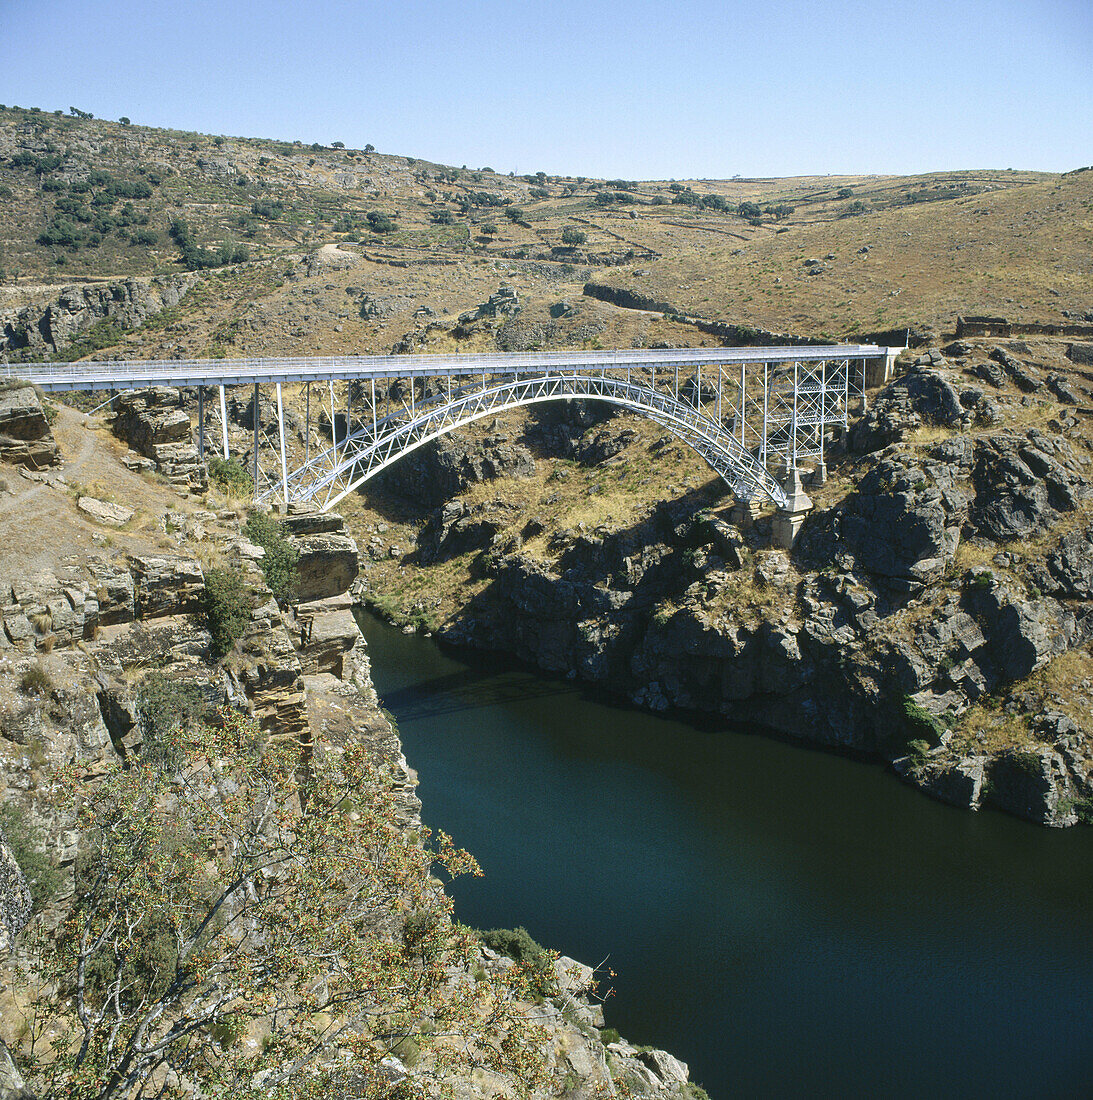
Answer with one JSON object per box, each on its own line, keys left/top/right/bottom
{"left": 8, "top": 344, "right": 897, "bottom": 512}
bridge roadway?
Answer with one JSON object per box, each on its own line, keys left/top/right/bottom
{"left": 3, "top": 344, "right": 892, "bottom": 392}
{"left": 4, "top": 344, "right": 897, "bottom": 513}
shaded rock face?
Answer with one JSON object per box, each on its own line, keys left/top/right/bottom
{"left": 128, "top": 555, "right": 205, "bottom": 619}
{"left": 851, "top": 366, "right": 968, "bottom": 452}
{"left": 113, "top": 386, "right": 190, "bottom": 454}
{"left": 418, "top": 498, "right": 520, "bottom": 564}
{"left": 0, "top": 274, "right": 197, "bottom": 353}
{"left": 798, "top": 446, "right": 967, "bottom": 591}
{"left": 0, "top": 828, "right": 32, "bottom": 952}
{"left": 800, "top": 428, "right": 1090, "bottom": 591}
{"left": 987, "top": 746, "right": 1078, "bottom": 827}
{"left": 969, "top": 432, "right": 1092, "bottom": 541}
{"left": 1029, "top": 522, "right": 1093, "bottom": 599}
{"left": 0, "top": 382, "right": 60, "bottom": 468}
{"left": 376, "top": 430, "right": 535, "bottom": 507}
{"left": 293, "top": 532, "right": 359, "bottom": 601}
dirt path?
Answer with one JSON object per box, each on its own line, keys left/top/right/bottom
{"left": 0, "top": 407, "right": 207, "bottom": 595}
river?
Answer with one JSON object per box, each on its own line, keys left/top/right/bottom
{"left": 359, "top": 612, "right": 1093, "bottom": 1098}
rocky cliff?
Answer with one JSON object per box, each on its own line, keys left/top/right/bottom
{"left": 0, "top": 404, "right": 695, "bottom": 1097}
{"left": 0, "top": 274, "right": 197, "bottom": 356}
{"left": 352, "top": 337, "right": 1093, "bottom": 829}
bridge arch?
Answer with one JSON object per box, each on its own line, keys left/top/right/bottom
{"left": 273, "top": 372, "right": 789, "bottom": 512}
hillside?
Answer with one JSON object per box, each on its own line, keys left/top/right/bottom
{"left": 0, "top": 105, "right": 1089, "bottom": 364}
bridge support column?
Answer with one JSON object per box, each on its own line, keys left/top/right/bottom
{"left": 730, "top": 499, "right": 763, "bottom": 530}
{"left": 771, "top": 467, "right": 813, "bottom": 550}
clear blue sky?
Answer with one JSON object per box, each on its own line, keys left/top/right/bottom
{"left": 1, "top": 0, "right": 1089, "bottom": 179}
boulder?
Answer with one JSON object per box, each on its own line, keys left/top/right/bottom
{"left": 1028, "top": 523, "right": 1093, "bottom": 599}
{"left": 293, "top": 532, "right": 359, "bottom": 601}
{"left": 296, "top": 605, "right": 361, "bottom": 677}
{"left": 113, "top": 387, "right": 191, "bottom": 456}
{"left": 77, "top": 496, "right": 134, "bottom": 526}
{"left": 969, "top": 432, "right": 1091, "bottom": 542}
{"left": 303, "top": 243, "right": 361, "bottom": 276}
{"left": 967, "top": 583, "right": 1072, "bottom": 680}
{"left": 987, "top": 746, "right": 1078, "bottom": 827}
{"left": 87, "top": 557, "right": 136, "bottom": 624}
{"left": 281, "top": 506, "right": 345, "bottom": 537}
{"left": 1065, "top": 342, "right": 1093, "bottom": 366}
{"left": 0, "top": 1038, "right": 32, "bottom": 1100}
{"left": 128, "top": 554, "right": 205, "bottom": 619}
{"left": 418, "top": 499, "right": 518, "bottom": 564}
{"left": 804, "top": 453, "right": 963, "bottom": 589}
{"left": 850, "top": 367, "right": 967, "bottom": 453}
{"left": 1046, "top": 373, "right": 1083, "bottom": 405}
{"left": 0, "top": 381, "right": 60, "bottom": 468}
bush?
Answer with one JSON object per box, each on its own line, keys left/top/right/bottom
{"left": 207, "top": 454, "right": 253, "bottom": 494}
{"left": 480, "top": 926, "right": 557, "bottom": 997}
{"left": 19, "top": 663, "right": 52, "bottom": 696}
{"left": 203, "top": 567, "right": 250, "bottom": 657}
{"left": 0, "top": 804, "right": 64, "bottom": 911}
{"left": 243, "top": 511, "right": 299, "bottom": 599}
{"left": 561, "top": 227, "right": 586, "bottom": 245}
{"left": 135, "top": 672, "right": 205, "bottom": 771}
{"left": 899, "top": 694, "right": 944, "bottom": 745}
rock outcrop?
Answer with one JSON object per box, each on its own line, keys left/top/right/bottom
{"left": 0, "top": 274, "right": 197, "bottom": 354}
{"left": 0, "top": 830, "right": 31, "bottom": 953}
{"left": 377, "top": 428, "right": 535, "bottom": 507}
{"left": 0, "top": 382, "right": 60, "bottom": 468}
{"left": 112, "top": 386, "right": 206, "bottom": 489}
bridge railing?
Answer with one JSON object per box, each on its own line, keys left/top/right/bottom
{"left": 3, "top": 344, "right": 890, "bottom": 391}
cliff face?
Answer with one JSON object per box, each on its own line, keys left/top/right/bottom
{"left": 0, "top": 274, "right": 197, "bottom": 355}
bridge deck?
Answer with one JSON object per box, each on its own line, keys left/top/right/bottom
{"left": 4, "top": 344, "right": 890, "bottom": 392}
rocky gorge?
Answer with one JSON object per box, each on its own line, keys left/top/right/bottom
{"left": 0, "top": 385, "right": 697, "bottom": 1097}
{"left": 349, "top": 337, "right": 1093, "bottom": 830}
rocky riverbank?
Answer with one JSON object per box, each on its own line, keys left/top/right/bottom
{"left": 349, "top": 337, "right": 1093, "bottom": 828}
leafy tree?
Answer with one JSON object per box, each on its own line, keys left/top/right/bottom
{"left": 363, "top": 143, "right": 375, "bottom": 154}
{"left": 561, "top": 226, "right": 586, "bottom": 245}
{"left": 10, "top": 714, "right": 551, "bottom": 1097}
{"left": 837, "top": 187, "right": 853, "bottom": 199}
{"left": 331, "top": 140, "right": 344, "bottom": 149}
{"left": 119, "top": 117, "right": 130, "bottom": 125}
{"left": 366, "top": 210, "right": 396, "bottom": 234}
{"left": 737, "top": 201, "right": 761, "bottom": 219}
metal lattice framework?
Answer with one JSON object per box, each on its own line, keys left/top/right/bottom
{"left": 7, "top": 344, "right": 898, "bottom": 511}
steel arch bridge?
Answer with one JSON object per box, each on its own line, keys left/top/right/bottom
{"left": 7, "top": 343, "right": 898, "bottom": 512}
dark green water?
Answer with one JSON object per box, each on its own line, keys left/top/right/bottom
{"left": 359, "top": 612, "right": 1093, "bottom": 1098}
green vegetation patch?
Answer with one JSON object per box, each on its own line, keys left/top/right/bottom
{"left": 203, "top": 567, "right": 250, "bottom": 657}
{"left": 0, "top": 803, "right": 65, "bottom": 911}
{"left": 243, "top": 511, "right": 299, "bottom": 600}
